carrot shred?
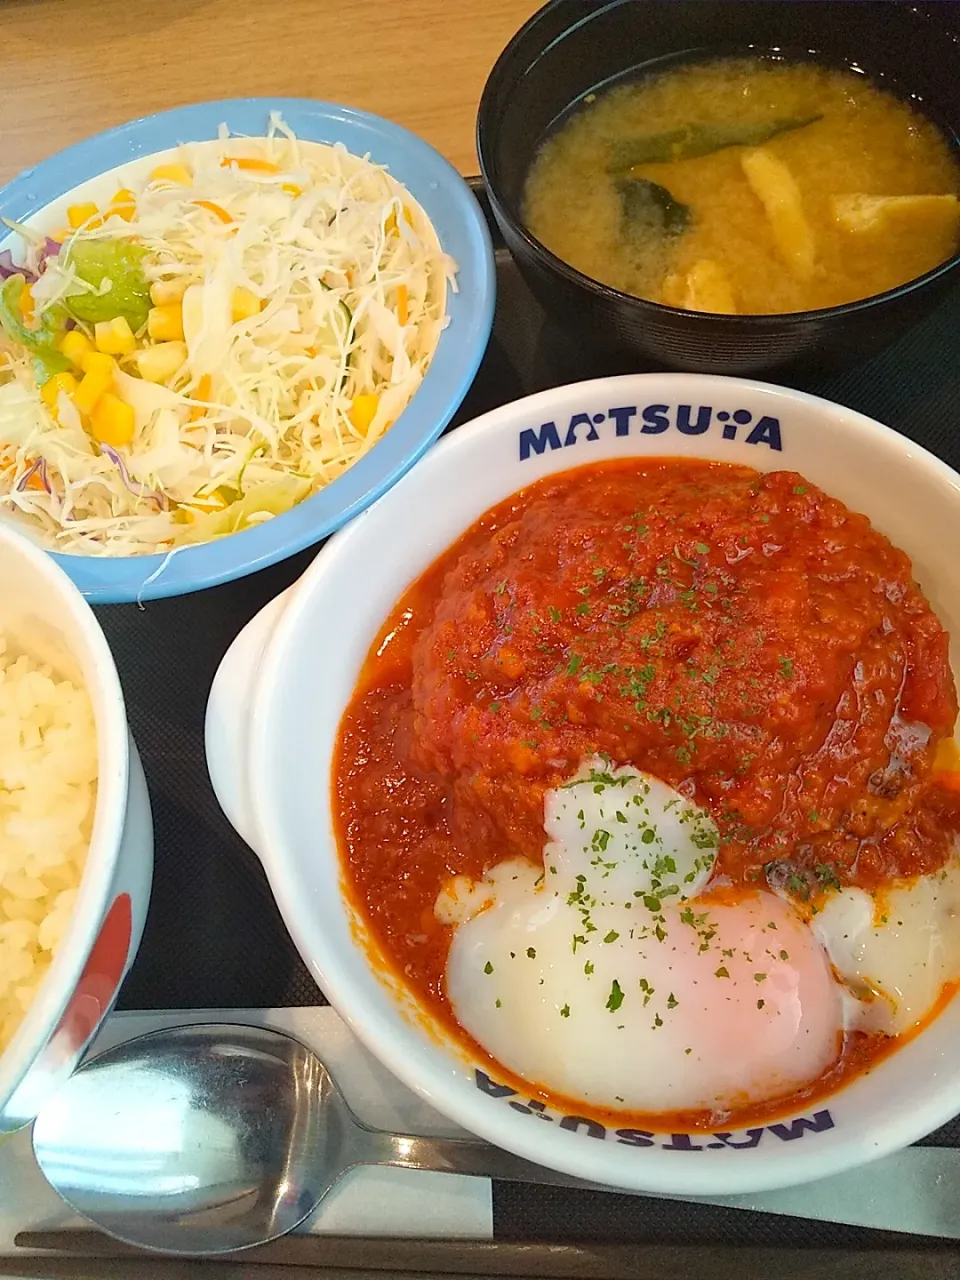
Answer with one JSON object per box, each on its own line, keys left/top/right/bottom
{"left": 396, "top": 283, "right": 409, "bottom": 326}
{"left": 220, "top": 157, "right": 280, "bottom": 174}
{"left": 190, "top": 374, "right": 213, "bottom": 422}
{"left": 192, "top": 199, "right": 233, "bottom": 224}
{"left": 1, "top": 454, "right": 46, "bottom": 490}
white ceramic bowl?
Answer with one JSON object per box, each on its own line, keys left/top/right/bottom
{"left": 0, "top": 523, "right": 153, "bottom": 1134}
{"left": 205, "top": 373, "right": 960, "bottom": 1196}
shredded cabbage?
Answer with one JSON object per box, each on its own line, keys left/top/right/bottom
{"left": 0, "top": 113, "right": 456, "bottom": 556}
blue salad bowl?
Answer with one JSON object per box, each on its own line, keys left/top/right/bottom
{"left": 0, "top": 99, "right": 495, "bottom": 603}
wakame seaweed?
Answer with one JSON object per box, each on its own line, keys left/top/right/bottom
{"left": 609, "top": 114, "right": 822, "bottom": 173}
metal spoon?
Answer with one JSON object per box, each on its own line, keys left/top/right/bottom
{"left": 30, "top": 1022, "right": 587, "bottom": 1256}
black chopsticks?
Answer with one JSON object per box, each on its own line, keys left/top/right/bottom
{"left": 8, "top": 1230, "right": 959, "bottom": 1279}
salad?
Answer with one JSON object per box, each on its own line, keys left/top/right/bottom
{"left": 0, "top": 114, "right": 456, "bottom": 556}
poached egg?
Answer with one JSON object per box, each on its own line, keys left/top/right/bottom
{"left": 442, "top": 759, "right": 844, "bottom": 1113}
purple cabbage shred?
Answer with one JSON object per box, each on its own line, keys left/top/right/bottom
{"left": 100, "top": 444, "right": 167, "bottom": 509}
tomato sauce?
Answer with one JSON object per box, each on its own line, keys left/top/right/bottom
{"left": 334, "top": 460, "right": 960, "bottom": 1129}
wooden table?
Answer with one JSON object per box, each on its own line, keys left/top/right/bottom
{"left": 0, "top": 0, "right": 540, "bottom": 188}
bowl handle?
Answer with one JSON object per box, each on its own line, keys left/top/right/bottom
{"left": 205, "top": 587, "right": 295, "bottom": 855}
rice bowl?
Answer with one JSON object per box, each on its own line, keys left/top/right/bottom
{"left": 0, "top": 519, "right": 153, "bottom": 1133}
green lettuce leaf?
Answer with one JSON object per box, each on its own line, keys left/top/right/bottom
{"left": 0, "top": 275, "right": 72, "bottom": 385}
{"left": 62, "top": 239, "right": 151, "bottom": 331}
{"left": 173, "top": 476, "right": 313, "bottom": 546}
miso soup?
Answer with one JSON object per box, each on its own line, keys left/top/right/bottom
{"left": 523, "top": 58, "right": 960, "bottom": 314}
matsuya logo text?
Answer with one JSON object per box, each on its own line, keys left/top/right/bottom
{"left": 519, "top": 403, "right": 783, "bottom": 462}
{"left": 476, "top": 1070, "right": 833, "bottom": 1151}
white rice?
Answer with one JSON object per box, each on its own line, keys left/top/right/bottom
{"left": 0, "top": 634, "right": 97, "bottom": 1054}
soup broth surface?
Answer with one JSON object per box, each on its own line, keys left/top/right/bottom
{"left": 523, "top": 58, "right": 960, "bottom": 313}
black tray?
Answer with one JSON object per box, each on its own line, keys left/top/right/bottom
{"left": 102, "top": 180, "right": 960, "bottom": 1252}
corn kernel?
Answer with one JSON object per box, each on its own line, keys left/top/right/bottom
{"left": 74, "top": 354, "right": 116, "bottom": 415}
{"left": 108, "top": 188, "right": 137, "bottom": 222}
{"left": 231, "top": 288, "right": 262, "bottom": 322}
{"left": 348, "top": 395, "right": 379, "bottom": 434}
{"left": 149, "top": 163, "right": 192, "bottom": 186}
{"left": 80, "top": 351, "right": 117, "bottom": 377}
{"left": 59, "top": 330, "right": 94, "bottom": 367}
{"left": 40, "top": 372, "right": 79, "bottom": 410}
{"left": 17, "top": 285, "right": 34, "bottom": 321}
{"left": 67, "top": 202, "right": 101, "bottom": 229}
{"left": 147, "top": 303, "right": 184, "bottom": 342}
{"left": 74, "top": 376, "right": 107, "bottom": 416}
{"left": 150, "top": 278, "right": 189, "bottom": 306}
{"left": 135, "top": 341, "right": 187, "bottom": 384}
{"left": 94, "top": 316, "right": 137, "bottom": 356}
{"left": 186, "top": 490, "right": 229, "bottom": 513}
{"left": 89, "top": 393, "right": 135, "bottom": 448}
